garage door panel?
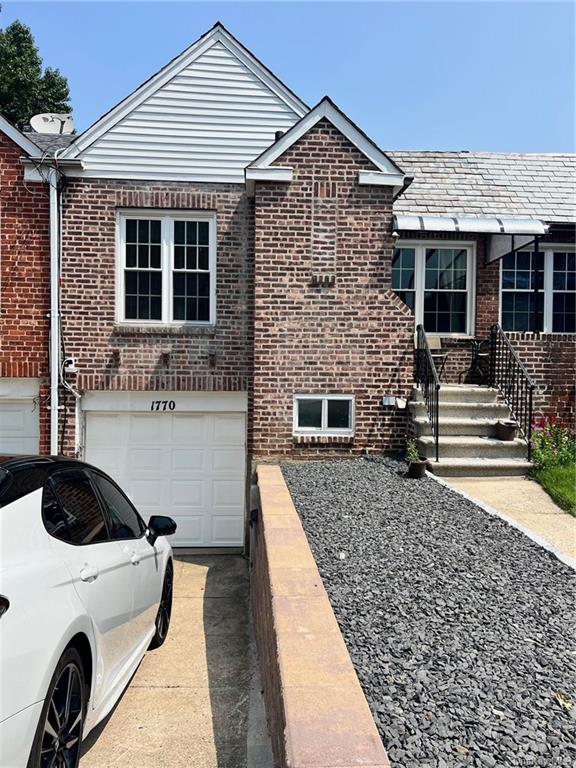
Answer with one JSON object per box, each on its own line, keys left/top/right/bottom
{"left": 171, "top": 415, "right": 206, "bottom": 442}
{"left": 0, "top": 398, "right": 39, "bottom": 454}
{"left": 212, "top": 479, "right": 245, "bottom": 508}
{"left": 171, "top": 448, "right": 206, "bottom": 473}
{"left": 127, "top": 448, "right": 164, "bottom": 473}
{"left": 212, "top": 516, "right": 244, "bottom": 545}
{"left": 213, "top": 414, "right": 245, "bottom": 444}
{"left": 171, "top": 515, "right": 203, "bottom": 546}
{"left": 170, "top": 479, "right": 204, "bottom": 508}
{"left": 87, "top": 414, "right": 125, "bottom": 443}
{"left": 129, "top": 415, "right": 165, "bottom": 442}
{"left": 85, "top": 407, "right": 245, "bottom": 547}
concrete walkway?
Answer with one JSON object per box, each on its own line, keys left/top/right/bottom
{"left": 81, "top": 555, "right": 271, "bottom": 768}
{"left": 445, "top": 476, "right": 576, "bottom": 561}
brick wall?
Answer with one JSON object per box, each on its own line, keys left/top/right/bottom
{"left": 59, "top": 179, "right": 254, "bottom": 453}
{"left": 0, "top": 131, "right": 50, "bottom": 451}
{"left": 252, "top": 119, "right": 414, "bottom": 458}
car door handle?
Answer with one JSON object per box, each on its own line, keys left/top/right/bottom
{"left": 79, "top": 565, "right": 99, "bottom": 582}
{"left": 130, "top": 552, "right": 141, "bottom": 566}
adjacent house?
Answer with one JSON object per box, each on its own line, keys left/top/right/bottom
{"left": 0, "top": 116, "right": 52, "bottom": 453}
{"left": 7, "top": 22, "right": 575, "bottom": 548}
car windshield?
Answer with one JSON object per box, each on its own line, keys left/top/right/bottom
{"left": 0, "top": 467, "right": 14, "bottom": 506}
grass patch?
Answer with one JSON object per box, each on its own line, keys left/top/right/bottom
{"left": 533, "top": 463, "right": 576, "bottom": 516}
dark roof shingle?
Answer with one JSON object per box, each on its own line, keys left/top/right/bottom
{"left": 389, "top": 151, "right": 576, "bottom": 223}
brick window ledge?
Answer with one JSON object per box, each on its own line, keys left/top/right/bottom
{"left": 293, "top": 434, "right": 354, "bottom": 445}
{"left": 112, "top": 323, "right": 216, "bottom": 337}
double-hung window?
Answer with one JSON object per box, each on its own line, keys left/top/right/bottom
{"left": 118, "top": 211, "right": 216, "bottom": 325}
{"left": 392, "top": 243, "right": 474, "bottom": 335}
{"left": 293, "top": 395, "right": 354, "bottom": 436}
{"left": 501, "top": 247, "right": 575, "bottom": 333}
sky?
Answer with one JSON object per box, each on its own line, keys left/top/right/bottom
{"left": 1, "top": 1, "right": 574, "bottom": 152}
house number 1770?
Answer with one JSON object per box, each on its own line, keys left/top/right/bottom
{"left": 150, "top": 400, "right": 176, "bottom": 412}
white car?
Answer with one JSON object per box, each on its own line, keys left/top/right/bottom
{"left": 0, "top": 455, "right": 176, "bottom": 768}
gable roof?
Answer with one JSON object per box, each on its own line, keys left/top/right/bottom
{"left": 0, "top": 114, "right": 43, "bottom": 156}
{"left": 60, "top": 22, "right": 308, "bottom": 162}
{"left": 247, "top": 96, "right": 405, "bottom": 191}
{"left": 389, "top": 151, "right": 576, "bottom": 224}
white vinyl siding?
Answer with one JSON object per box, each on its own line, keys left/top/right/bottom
{"left": 75, "top": 42, "right": 301, "bottom": 182}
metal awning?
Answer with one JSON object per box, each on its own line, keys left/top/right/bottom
{"left": 393, "top": 214, "right": 549, "bottom": 236}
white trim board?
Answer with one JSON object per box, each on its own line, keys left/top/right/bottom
{"left": 82, "top": 390, "right": 248, "bottom": 412}
{"left": 60, "top": 23, "right": 308, "bottom": 160}
{"left": 0, "top": 114, "right": 42, "bottom": 157}
{"left": 247, "top": 97, "right": 406, "bottom": 192}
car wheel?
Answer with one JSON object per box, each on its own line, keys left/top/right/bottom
{"left": 149, "top": 560, "right": 173, "bottom": 649}
{"left": 27, "top": 647, "right": 86, "bottom": 768}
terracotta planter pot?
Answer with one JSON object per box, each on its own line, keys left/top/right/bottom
{"left": 495, "top": 420, "right": 518, "bottom": 441}
{"left": 407, "top": 459, "right": 428, "bottom": 478}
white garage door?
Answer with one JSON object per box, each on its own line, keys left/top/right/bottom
{"left": 85, "top": 411, "right": 246, "bottom": 547}
{"left": 0, "top": 379, "right": 40, "bottom": 454}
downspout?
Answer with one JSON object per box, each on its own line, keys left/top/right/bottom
{"left": 49, "top": 166, "right": 60, "bottom": 454}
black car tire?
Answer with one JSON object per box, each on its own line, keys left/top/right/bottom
{"left": 149, "top": 560, "right": 173, "bottom": 650}
{"left": 27, "top": 647, "right": 86, "bottom": 768}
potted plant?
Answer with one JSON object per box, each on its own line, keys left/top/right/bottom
{"left": 406, "top": 438, "right": 428, "bottom": 478}
{"left": 495, "top": 419, "right": 518, "bottom": 441}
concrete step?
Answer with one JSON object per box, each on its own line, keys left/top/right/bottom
{"left": 411, "top": 385, "right": 499, "bottom": 404}
{"left": 409, "top": 401, "right": 510, "bottom": 420}
{"left": 427, "top": 458, "right": 533, "bottom": 478}
{"left": 413, "top": 417, "right": 499, "bottom": 437}
{"left": 418, "top": 435, "right": 527, "bottom": 460}
{"left": 438, "top": 385, "right": 499, "bottom": 404}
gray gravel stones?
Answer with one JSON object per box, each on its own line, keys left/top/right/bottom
{"left": 282, "top": 457, "right": 576, "bottom": 768}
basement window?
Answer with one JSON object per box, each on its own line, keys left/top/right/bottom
{"left": 117, "top": 210, "right": 216, "bottom": 325}
{"left": 293, "top": 395, "right": 354, "bottom": 435}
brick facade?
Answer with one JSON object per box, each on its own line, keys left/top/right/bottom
{"left": 252, "top": 120, "right": 414, "bottom": 458}
{"left": 58, "top": 179, "right": 254, "bottom": 453}
{"left": 0, "top": 131, "right": 50, "bottom": 452}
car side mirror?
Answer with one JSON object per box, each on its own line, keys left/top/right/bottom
{"left": 147, "top": 515, "right": 177, "bottom": 546}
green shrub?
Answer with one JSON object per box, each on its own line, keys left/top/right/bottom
{"left": 531, "top": 417, "right": 576, "bottom": 470}
{"left": 406, "top": 438, "right": 421, "bottom": 463}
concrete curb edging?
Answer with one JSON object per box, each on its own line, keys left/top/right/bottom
{"left": 252, "top": 464, "right": 390, "bottom": 768}
{"left": 428, "top": 471, "right": 576, "bottom": 571}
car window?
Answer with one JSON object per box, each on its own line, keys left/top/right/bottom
{"left": 46, "top": 473, "right": 109, "bottom": 545}
{"left": 91, "top": 473, "right": 146, "bottom": 540}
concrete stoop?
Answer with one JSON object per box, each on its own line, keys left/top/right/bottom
{"left": 409, "top": 384, "right": 532, "bottom": 478}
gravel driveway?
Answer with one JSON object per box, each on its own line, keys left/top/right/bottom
{"left": 282, "top": 457, "right": 576, "bottom": 768}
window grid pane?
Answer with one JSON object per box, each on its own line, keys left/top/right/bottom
{"left": 392, "top": 247, "right": 416, "bottom": 311}
{"left": 172, "top": 220, "right": 211, "bottom": 322}
{"left": 423, "top": 248, "right": 468, "bottom": 333}
{"left": 552, "top": 252, "right": 575, "bottom": 332}
{"left": 123, "top": 217, "right": 213, "bottom": 323}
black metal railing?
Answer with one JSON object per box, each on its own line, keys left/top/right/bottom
{"left": 415, "top": 324, "right": 440, "bottom": 462}
{"left": 489, "top": 324, "right": 535, "bottom": 460}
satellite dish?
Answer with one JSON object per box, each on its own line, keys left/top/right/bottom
{"left": 30, "top": 113, "right": 74, "bottom": 135}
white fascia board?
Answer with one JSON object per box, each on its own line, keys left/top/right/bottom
{"left": 0, "top": 115, "right": 42, "bottom": 156}
{"left": 245, "top": 167, "right": 293, "bottom": 182}
{"left": 22, "top": 158, "right": 84, "bottom": 182}
{"left": 60, "top": 26, "right": 308, "bottom": 160}
{"left": 249, "top": 99, "right": 405, "bottom": 180}
{"left": 358, "top": 170, "right": 405, "bottom": 189}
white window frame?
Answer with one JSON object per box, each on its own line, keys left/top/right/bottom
{"left": 116, "top": 209, "right": 217, "bottom": 326}
{"left": 499, "top": 244, "right": 575, "bottom": 334}
{"left": 394, "top": 241, "right": 476, "bottom": 337}
{"left": 292, "top": 394, "right": 355, "bottom": 436}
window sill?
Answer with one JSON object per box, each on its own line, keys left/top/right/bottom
{"left": 112, "top": 323, "right": 216, "bottom": 337}
{"left": 293, "top": 434, "right": 354, "bottom": 445}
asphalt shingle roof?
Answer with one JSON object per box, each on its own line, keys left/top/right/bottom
{"left": 388, "top": 151, "right": 576, "bottom": 224}
{"left": 26, "top": 132, "right": 74, "bottom": 155}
